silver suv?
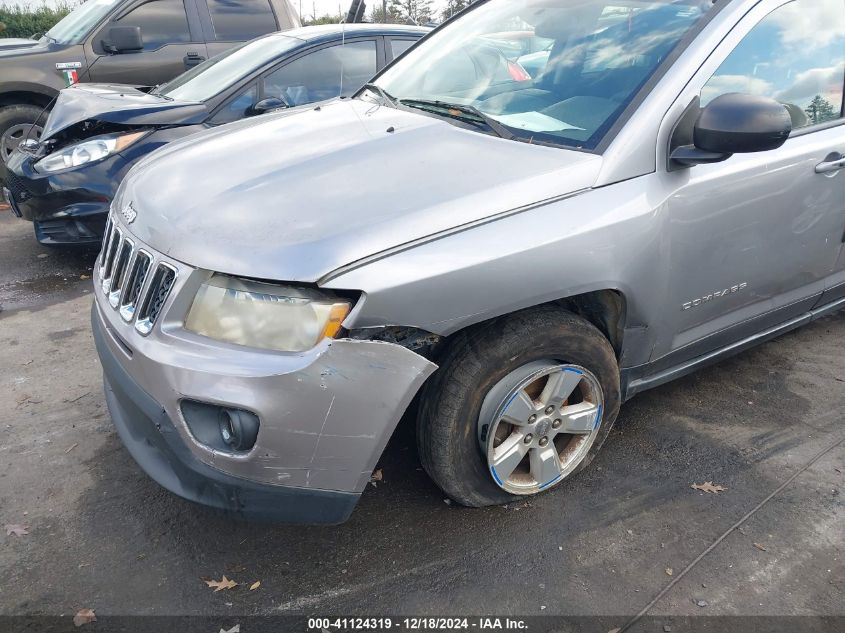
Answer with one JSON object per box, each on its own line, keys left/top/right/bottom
{"left": 91, "top": 0, "right": 845, "bottom": 524}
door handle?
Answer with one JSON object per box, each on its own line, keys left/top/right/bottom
{"left": 183, "top": 52, "right": 205, "bottom": 68}
{"left": 815, "top": 153, "right": 845, "bottom": 174}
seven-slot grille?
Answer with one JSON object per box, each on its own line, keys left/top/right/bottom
{"left": 98, "top": 216, "right": 177, "bottom": 335}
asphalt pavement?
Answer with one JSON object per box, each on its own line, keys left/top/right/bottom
{"left": 0, "top": 208, "right": 843, "bottom": 631}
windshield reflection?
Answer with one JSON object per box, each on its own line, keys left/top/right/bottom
{"left": 374, "top": 0, "right": 714, "bottom": 150}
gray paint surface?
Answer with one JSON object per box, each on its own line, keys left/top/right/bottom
{"left": 116, "top": 98, "right": 601, "bottom": 283}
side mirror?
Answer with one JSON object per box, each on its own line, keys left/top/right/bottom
{"left": 670, "top": 93, "right": 792, "bottom": 168}
{"left": 250, "top": 97, "right": 288, "bottom": 115}
{"left": 103, "top": 26, "right": 143, "bottom": 53}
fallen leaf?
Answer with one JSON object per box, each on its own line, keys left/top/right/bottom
{"left": 249, "top": 581, "right": 261, "bottom": 591}
{"left": 5, "top": 524, "right": 29, "bottom": 537}
{"left": 753, "top": 542, "right": 768, "bottom": 552}
{"left": 371, "top": 469, "right": 383, "bottom": 482}
{"left": 80, "top": 275, "right": 90, "bottom": 280}
{"left": 205, "top": 576, "right": 238, "bottom": 592}
{"left": 691, "top": 481, "right": 726, "bottom": 494}
{"left": 219, "top": 626, "right": 240, "bottom": 633}
{"left": 665, "top": 567, "right": 673, "bottom": 576}
{"left": 73, "top": 609, "right": 96, "bottom": 627}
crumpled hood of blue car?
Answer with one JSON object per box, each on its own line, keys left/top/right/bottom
{"left": 117, "top": 99, "right": 603, "bottom": 283}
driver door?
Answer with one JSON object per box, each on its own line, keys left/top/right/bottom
{"left": 86, "top": 0, "right": 206, "bottom": 86}
{"left": 654, "top": 0, "right": 845, "bottom": 364}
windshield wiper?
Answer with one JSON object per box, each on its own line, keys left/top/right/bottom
{"left": 398, "top": 98, "right": 515, "bottom": 141}
{"left": 362, "top": 83, "right": 398, "bottom": 107}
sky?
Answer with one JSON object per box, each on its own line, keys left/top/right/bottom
{"left": 0, "top": 0, "right": 450, "bottom": 21}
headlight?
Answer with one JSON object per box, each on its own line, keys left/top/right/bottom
{"left": 35, "top": 131, "right": 147, "bottom": 173}
{"left": 185, "top": 275, "right": 353, "bottom": 352}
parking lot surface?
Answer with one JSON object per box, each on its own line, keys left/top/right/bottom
{"left": 1, "top": 208, "right": 843, "bottom": 626}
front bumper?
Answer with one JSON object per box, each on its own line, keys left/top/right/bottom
{"left": 93, "top": 307, "right": 362, "bottom": 524}
{"left": 1, "top": 148, "right": 123, "bottom": 245}
{"left": 91, "top": 223, "right": 437, "bottom": 521}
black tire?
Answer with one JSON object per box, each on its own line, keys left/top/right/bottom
{"left": 417, "top": 306, "right": 621, "bottom": 507}
{"left": 0, "top": 104, "right": 46, "bottom": 164}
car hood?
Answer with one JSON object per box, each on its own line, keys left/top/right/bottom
{"left": 41, "top": 83, "right": 207, "bottom": 140}
{"left": 118, "top": 99, "right": 602, "bottom": 283}
{"left": 0, "top": 37, "right": 39, "bottom": 50}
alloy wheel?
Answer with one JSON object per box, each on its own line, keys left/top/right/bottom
{"left": 1, "top": 123, "right": 42, "bottom": 164}
{"left": 477, "top": 360, "right": 604, "bottom": 495}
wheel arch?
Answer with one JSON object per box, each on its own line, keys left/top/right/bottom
{"left": 0, "top": 87, "right": 57, "bottom": 109}
{"left": 350, "top": 288, "right": 630, "bottom": 365}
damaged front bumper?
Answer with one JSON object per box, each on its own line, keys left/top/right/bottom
{"left": 92, "top": 281, "right": 437, "bottom": 523}
{"left": 1, "top": 148, "right": 121, "bottom": 244}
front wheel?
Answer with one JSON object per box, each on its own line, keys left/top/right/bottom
{"left": 0, "top": 105, "right": 45, "bottom": 164}
{"left": 417, "top": 306, "right": 621, "bottom": 507}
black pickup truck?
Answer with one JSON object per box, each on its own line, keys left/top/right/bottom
{"left": 0, "top": 0, "right": 300, "bottom": 163}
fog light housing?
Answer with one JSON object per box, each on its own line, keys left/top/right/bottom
{"left": 181, "top": 400, "right": 260, "bottom": 453}
{"left": 217, "top": 408, "right": 260, "bottom": 452}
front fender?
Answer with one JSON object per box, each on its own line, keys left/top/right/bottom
{"left": 323, "top": 175, "right": 663, "bottom": 350}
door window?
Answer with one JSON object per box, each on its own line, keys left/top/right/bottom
{"left": 115, "top": 0, "right": 191, "bottom": 49}
{"left": 390, "top": 38, "right": 416, "bottom": 60}
{"left": 210, "top": 84, "right": 258, "bottom": 124}
{"left": 208, "top": 0, "right": 276, "bottom": 41}
{"left": 262, "top": 40, "right": 378, "bottom": 107}
{"left": 702, "top": 0, "right": 845, "bottom": 130}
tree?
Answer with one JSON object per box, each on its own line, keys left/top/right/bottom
{"left": 389, "top": 0, "right": 434, "bottom": 25}
{"left": 372, "top": 4, "right": 404, "bottom": 23}
{"left": 442, "top": 0, "right": 470, "bottom": 21}
{"left": 805, "top": 95, "right": 836, "bottom": 125}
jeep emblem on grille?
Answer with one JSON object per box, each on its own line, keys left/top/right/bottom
{"left": 121, "top": 203, "right": 137, "bottom": 224}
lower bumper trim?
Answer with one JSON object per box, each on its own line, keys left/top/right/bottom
{"left": 93, "top": 306, "right": 361, "bottom": 524}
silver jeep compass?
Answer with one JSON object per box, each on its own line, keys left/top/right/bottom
{"left": 92, "top": 0, "right": 845, "bottom": 523}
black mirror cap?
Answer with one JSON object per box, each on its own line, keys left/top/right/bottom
{"left": 251, "top": 97, "right": 288, "bottom": 115}
{"left": 695, "top": 93, "right": 792, "bottom": 154}
{"left": 106, "top": 25, "right": 143, "bottom": 53}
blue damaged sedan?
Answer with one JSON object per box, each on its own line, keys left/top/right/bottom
{"left": 1, "top": 23, "right": 428, "bottom": 245}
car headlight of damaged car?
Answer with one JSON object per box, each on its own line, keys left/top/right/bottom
{"left": 185, "top": 275, "right": 352, "bottom": 352}
{"left": 36, "top": 131, "right": 147, "bottom": 172}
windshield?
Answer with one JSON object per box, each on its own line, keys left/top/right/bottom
{"left": 156, "top": 34, "right": 303, "bottom": 102}
{"left": 45, "top": 0, "right": 122, "bottom": 45}
{"left": 373, "top": 0, "right": 715, "bottom": 150}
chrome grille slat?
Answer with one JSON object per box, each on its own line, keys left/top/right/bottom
{"left": 97, "top": 213, "right": 178, "bottom": 336}
{"left": 108, "top": 238, "right": 133, "bottom": 308}
{"left": 100, "top": 227, "right": 123, "bottom": 294}
{"left": 99, "top": 217, "right": 113, "bottom": 272}
{"left": 119, "top": 250, "right": 152, "bottom": 322}
{"left": 135, "top": 263, "right": 177, "bottom": 336}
